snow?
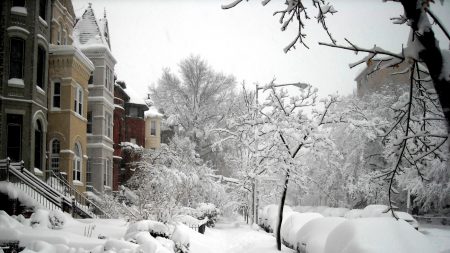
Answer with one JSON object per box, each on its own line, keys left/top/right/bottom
{"left": 323, "top": 217, "right": 437, "bottom": 253}
{"left": 145, "top": 106, "right": 163, "bottom": 118}
{"left": 125, "top": 220, "right": 170, "bottom": 240}
{"left": 421, "top": 224, "right": 450, "bottom": 253}
{"left": 0, "top": 182, "right": 39, "bottom": 208}
{"left": 260, "top": 204, "right": 293, "bottom": 232}
{"left": 10, "top": 6, "right": 27, "bottom": 16}
{"left": 344, "top": 209, "right": 363, "bottom": 219}
{"left": 296, "top": 217, "right": 346, "bottom": 253}
{"left": 280, "top": 212, "right": 323, "bottom": 248}
{"left": 33, "top": 168, "right": 43, "bottom": 176}
{"left": 8, "top": 78, "right": 24, "bottom": 87}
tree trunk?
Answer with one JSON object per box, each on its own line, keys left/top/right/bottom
{"left": 400, "top": 0, "right": 450, "bottom": 133}
{"left": 276, "top": 168, "right": 290, "bottom": 251}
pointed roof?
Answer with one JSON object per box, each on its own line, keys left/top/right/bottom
{"left": 98, "top": 8, "right": 111, "bottom": 49}
{"left": 73, "top": 3, "right": 111, "bottom": 50}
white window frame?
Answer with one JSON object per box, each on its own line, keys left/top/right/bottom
{"left": 73, "top": 142, "right": 82, "bottom": 182}
{"left": 150, "top": 120, "right": 156, "bottom": 136}
{"left": 74, "top": 85, "right": 83, "bottom": 115}
{"left": 105, "top": 112, "right": 112, "bottom": 138}
{"left": 50, "top": 139, "right": 60, "bottom": 170}
{"left": 52, "top": 81, "right": 61, "bottom": 109}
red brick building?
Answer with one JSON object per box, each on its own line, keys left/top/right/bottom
{"left": 113, "top": 81, "right": 148, "bottom": 191}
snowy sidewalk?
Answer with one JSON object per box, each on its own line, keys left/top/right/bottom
{"left": 189, "top": 218, "right": 295, "bottom": 253}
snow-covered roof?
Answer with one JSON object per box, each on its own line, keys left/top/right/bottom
{"left": 49, "top": 44, "right": 95, "bottom": 71}
{"left": 145, "top": 106, "right": 163, "bottom": 118}
{"left": 73, "top": 3, "right": 110, "bottom": 51}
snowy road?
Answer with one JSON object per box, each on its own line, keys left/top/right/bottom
{"left": 189, "top": 218, "right": 295, "bottom": 253}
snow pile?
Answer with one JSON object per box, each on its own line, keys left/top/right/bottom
{"left": 296, "top": 217, "right": 346, "bottom": 253}
{"left": 321, "top": 207, "right": 349, "bottom": 217}
{"left": 280, "top": 212, "right": 323, "bottom": 248}
{"left": 121, "top": 142, "right": 143, "bottom": 151}
{"left": 48, "top": 210, "right": 66, "bottom": 229}
{"left": 260, "top": 204, "right": 293, "bottom": 232}
{"left": 344, "top": 209, "right": 363, "bottom": 219}
{"left": 360, "top": 204, "right": 388, "bottom": 218}
{"left": 196, "top": 203, "right": 220, "bottom": 227}
{"left": 125, "top": 220, "right": 170, "bottom": 240}
{"left": 173, "top": 214, "right": 207, "bottom": 227}
{"left": 323, "top": 218, "right": 437, "bottom": 253}
{"left": 171, "top": 224, "right": 190, "bottom": 253}
{"left": 0, "top": 181, "right": 39, "bottom": 208}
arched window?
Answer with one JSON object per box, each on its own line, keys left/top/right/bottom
{"left": 50, "top": 139, "right": 60, "bottom": 170}
{"left": 34, "top": 120, "right": 43, "bottom": 170}
{"left": 73, "top": 143, "right": 82, "bottom": 181}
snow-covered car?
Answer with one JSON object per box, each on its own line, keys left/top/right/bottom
{"left": 361, "top": 204, "right": 419, "bottom": 230}
{"left": 323, "top": 218, "right": 436, "bottom": 253}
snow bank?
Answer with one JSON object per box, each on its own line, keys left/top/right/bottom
{"left": 296, "top": 217, "right": 346, "bottom": 253}
{"left": 344, "top": 209, "right": 363, "bottom": 219}
{"left": 172, "top": 214, "right": 207, "bottom": 227}
{"left": 323, "top": 218, "right": 437, "bottom": 253}
{"left": 360, "top": 204, "right": 388, "bottom": 218}
{"left": 125, "top": 220, "right": 170, "bottom": 240}
{"left": 280, "top": 212, "right": 323, "bottom": 248}
{"left": 321, "top": 207, "right": 349, "bottom": 217}
{"left": 171, "top": 223, "right": 190, "bottom": 253}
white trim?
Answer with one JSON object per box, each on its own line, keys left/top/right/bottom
{"left": 37, "top": 34, "right": 49, "bottom": 49}
{"left": 60, "top": 149, "right": 75, "bottom": 155}
{"left": 7, "top": 26, "right": 30, "bottom": 36}
{"left": 0, "top": 95, "right": 47, "bottom": 111}
{"left": 88, "top": 96, "right": 115, "bottom": 109}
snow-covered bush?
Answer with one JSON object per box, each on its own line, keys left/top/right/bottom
{"left": 30, "top": 209, "right": 50, "bottom": 228}
{"left": 280, "top": 212, "right": 323, "bottom": 248}
{"left": 323, "top": 218, "right": 437, "bottom": 253}
{"left": 344, "top": 209, "right": 363, "bottom": 219}
{"left": 171, "top": 224, "right": 190, "bottom": 253}
{"left": 125, "top": 220, "right": 171, "bottom": 240}
{"left": 260, "top": 204, "right": 293, "bottom": 233}
{"left": 295, "top": 217, "right": 346, "bottom": 253}
{"left": 48, "top": 210, "right": 66, "bottom": 230}
{"left": 196, "top": 203, "right": 219, "bottom": 227}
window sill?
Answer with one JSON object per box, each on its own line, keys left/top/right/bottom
{"left": 8, "top": 78, "right": 24, "bottom": 88}
{"left": 36, "top": 86, "right": 46, "bottom": 95}
{"left": 38, "top": 16, "right": 48, "bottom": 28}
{"left": 73, "top": 180, "right": 84, "bottom": 187}
{"left": 11, "top": 7, "right": 27, "bottom": 16}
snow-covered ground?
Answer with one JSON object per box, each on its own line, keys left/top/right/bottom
{"left": 421, "top": 224, "right": 450, "bottom": 253}
{"left": 190, "top": 217, "right": 294, "bottom": 253}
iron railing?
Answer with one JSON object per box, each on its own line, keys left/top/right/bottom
{"left": 0, "top": 158, "right": 110, "bottom": 219}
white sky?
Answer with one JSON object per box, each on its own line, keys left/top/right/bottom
{"left": 72, "top": 0, "right": 450, "bottom": 101}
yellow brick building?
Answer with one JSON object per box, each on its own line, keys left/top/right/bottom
{"left": 47, "top": 0, "right": 94, "bottom": 192}
{"left": 144, "top": 107, "right": 163, "bottom": 149}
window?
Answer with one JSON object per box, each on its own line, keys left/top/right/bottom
{"left": 88, "top": 74, "right": 93, "bottom": 84}
{"left": 37, "top": 46, "right": 46, "bottom": 89}
{"left": 34, "top": 120, "right": 43, "bottom": 170}
{"left": 129, "top": 107, "right": 138, "bottom": 118}
{"left": 53, "top": 82, "right": 60, "bottom": 108}
{"left": 105, "top": 66, "right": 109, "bottom": 89}
{"left": 105, "top": 112, "right": 112, "bottom": 138}
{"left": 74, "top": 86, "right": 83, "bottom": 115}
{"left": 104, "top": 159, "right": 111, "bottom": 187}
{"left": 73, "top": 143, "right": 82, "bottom": 181}
{"left": 50, "top": 139, "right": 60, "bottom": 170}
{"left": 7, "top": 114, "right": 22, "bottom": 162}
{"left": 12, "top": 0, "right": 26, "bottom": 7}
{"left": 9, "top": 38, "right": 25, "bottom": 79}
{"left": 86, "top": 159, "right": 92, "bottom": 186}
{"left": 150, "top": 120, "right": 156, "bottom": 136}
{"left": 39, "top": 0, "right": 46, "bottom": 20}
{"left": 87, "top": 111, "right": 93, "bottom": 133}
{"left": 57, "top": 25, "right": 62, "bottom": 45}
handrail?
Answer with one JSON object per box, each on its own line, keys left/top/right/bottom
{"left": 47, "top": 170, "right": 111, "bottom": 219}
{"left": 6, "top": 163, "right": 62, "bottom": 210}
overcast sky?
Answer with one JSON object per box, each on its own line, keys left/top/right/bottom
{"left": 72, "top": 0, "right": 450, "bottom": 101}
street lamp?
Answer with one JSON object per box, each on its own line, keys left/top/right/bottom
{"left": 252, "top": 81, "right": 309, "bottom": 224}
